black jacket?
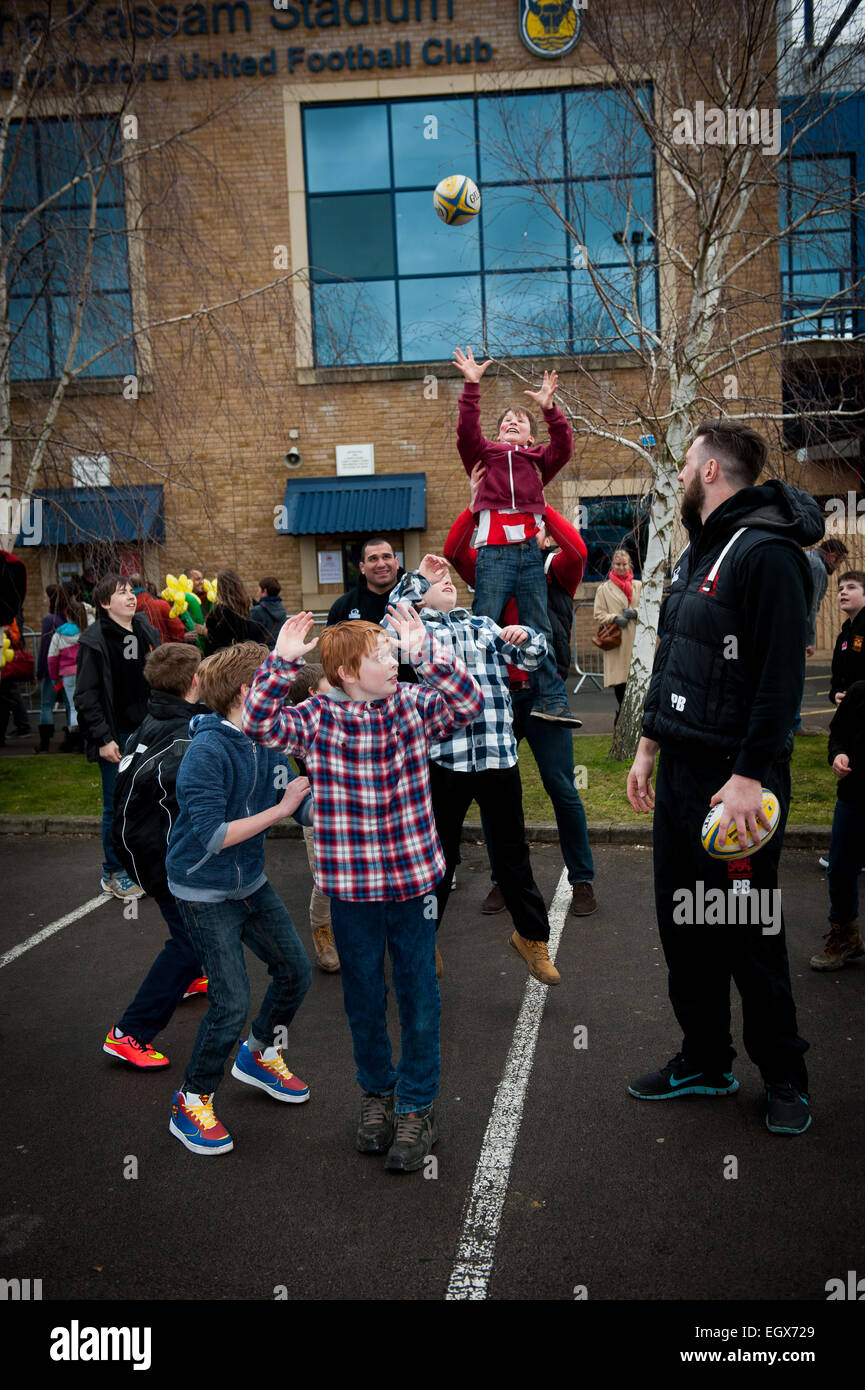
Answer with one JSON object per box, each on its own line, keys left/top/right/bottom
{"left": 643, "top": 480, "right": 823, "bottom": 781}
{"left": 74, "top": 615, "right": 160, "bottom": 763}
{"left": 327, "top": 570, "right": 417, "bottom": 682}
{"left": 112, "top": 690, "right": 211, "bottom": 897}
{"left": 326, "top": 571, "right": 404, "bottom": 626}
{"left": 203, "top": 604, "right": 271, "bottom": 656}
{"left": 829, "top": 607, "right": 865, "bottom": 703}
{"left": 828, "top": 680, "right": 865, "bottom": 808}
{"left": 249, "top": 594, "right": 287, "bottom": 647}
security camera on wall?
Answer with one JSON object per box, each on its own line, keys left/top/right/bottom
{"left": 284, "top": 447, "right": 302, "bottom": 468}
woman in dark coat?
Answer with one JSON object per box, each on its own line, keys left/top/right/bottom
{"left": 203, "top": 570, "right": 270, "bottom": 655}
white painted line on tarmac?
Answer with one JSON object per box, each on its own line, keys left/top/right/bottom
{"left": 0, "top": 894, "right": 113, "bottom": 970}
{"left": 445, "top": 866, "right": 571, "bottom": 1301}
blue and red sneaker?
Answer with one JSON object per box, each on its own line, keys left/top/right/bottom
{"left": 231, "top": 1041, "right": 310, "bottom": 1103}
{"left": 169, "top": 1091, "right": 233, "bottom": 1155}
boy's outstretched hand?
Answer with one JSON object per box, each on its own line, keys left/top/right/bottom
{"left": 525, "top": 370, "right": 558, "bottom": 412}
{"left": 453, "top": 346, "right": 492, "bottom": 382}
{"left": 275, "top": 612, "right": 318, "bottom": 664}
{"left": 418, "top": 553, "right": 449, "bottom": 583}
{"left": 387, "top": 602, "right": 430, "bottom": 666}
{"left": 274, "top": 775, "right": 311, "bottom": 820}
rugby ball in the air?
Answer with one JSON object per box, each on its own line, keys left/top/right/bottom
{"left": 433, "top": 174, "right": 481, "bottom": 226}
{"left": 700, "top": 789, "right": 781, "bottom": 859}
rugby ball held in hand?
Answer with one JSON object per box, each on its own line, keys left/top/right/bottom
{"left": 700, "top": 789, "right": 781, "bottom": 859}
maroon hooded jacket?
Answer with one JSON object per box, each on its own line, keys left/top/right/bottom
{"left": 456, "top": 382, "right": 573, "bottom": 515}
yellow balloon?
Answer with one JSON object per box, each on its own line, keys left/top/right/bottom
{"left": 161, "top": 574, "right": 188, "bottom": 619}
{"left": 203, "top": 577, "right": 217, "bottom": 604}
{"left": 1, "top": 631, "right": 12, "bottom": 668}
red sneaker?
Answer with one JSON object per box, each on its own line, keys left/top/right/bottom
{"left": 183, "top": 977, "right": 208, "bottom": 1000}
{"left": 103, "top": 1030, "right": 170, "bottom": 1068}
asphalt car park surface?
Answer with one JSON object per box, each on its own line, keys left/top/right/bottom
{"left": 1, "top": 829, "right": 862, "bottom": 1332}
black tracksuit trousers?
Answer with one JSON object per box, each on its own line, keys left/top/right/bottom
{"left": 653, "top": 750, "right": 809, "bottom": 1091}
{"left": 430, "top": 760, "right": 550, "bottom": 941}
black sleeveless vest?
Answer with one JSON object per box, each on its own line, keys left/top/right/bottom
{"left": 544, "top": 551, "right": 574, "bottom": 679}
{"left": 644, "top": 526, "right": 804, "bottom": 752}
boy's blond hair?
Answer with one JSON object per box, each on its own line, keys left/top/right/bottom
{"left": 197, "top": 641, "right": 269, "bottom": 715}
{"left": 318, "top": 621, "right": 383, "bottom": 692}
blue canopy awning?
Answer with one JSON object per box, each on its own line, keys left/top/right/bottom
{"left": 18, "top": 485, "right": 165, "bottom": 546}
{"left": 277, "top": 473, "right": 426, "bottom": 536}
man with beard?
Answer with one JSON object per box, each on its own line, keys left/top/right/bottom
{"left": 626, "top": 420, "right": 823, "bottom": 1136}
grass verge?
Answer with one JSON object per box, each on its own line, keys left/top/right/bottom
{"left": 0, "top": 734, "right": 837, "bottom": 824}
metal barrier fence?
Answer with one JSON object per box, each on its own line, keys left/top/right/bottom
{"left": 571, "top": 600, "right": 606, "bottom": 694}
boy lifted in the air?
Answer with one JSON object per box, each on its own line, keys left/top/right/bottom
{"left": 452, "top": 346, "right": 580, "bottom": 728}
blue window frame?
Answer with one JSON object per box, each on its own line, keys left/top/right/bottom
{"left": 302, "top": 88, "right": 657, "bottom": 366}
{"left": 780, "top": 153, "right": 858, "bottom": 339}
{"left": 2, "top": 115, "right": 135, "bottom": 382}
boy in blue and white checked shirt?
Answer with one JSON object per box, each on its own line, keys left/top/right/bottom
{"left": 384, "top": 554, "right": 561, "bottom": 985}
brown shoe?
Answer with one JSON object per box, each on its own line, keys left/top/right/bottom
{"left": 570, "top": 882, "right": 597, "bottom": 915}
{"left": 508, "top": 931, "right": 560, "bottom": 985}
{"left": 312, "top": 925, "right": 340, "bottom": 973}
{"left": 481, "top": 884, "right": 507, "bottom": 915}
{"left": 810, "top": 921, "right": 864, "bottom": 971}
{"left": 435, "top": 945, "right": 442, "bottom": 979}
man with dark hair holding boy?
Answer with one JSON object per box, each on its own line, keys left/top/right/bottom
{"left": 627, "top": 419, "right": 823, "bottom": 1136}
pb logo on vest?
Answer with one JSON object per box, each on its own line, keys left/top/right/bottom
{"left": 518, "top": 1, "right": 584, "bottom": 59}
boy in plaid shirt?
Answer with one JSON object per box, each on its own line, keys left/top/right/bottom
{"left": 384, "top": 555, "right": 561, "bottom": 986}
{"left": 242, "top": 606, "right": 483, "bottom": 1173}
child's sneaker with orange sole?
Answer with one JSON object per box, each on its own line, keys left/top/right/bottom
{"left": 103, "top": 1029, "right": 169, "bottom": 1068}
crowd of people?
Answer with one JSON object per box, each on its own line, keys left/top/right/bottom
{"left": 2, "top": 368, "right": 863, "bottom": 1172}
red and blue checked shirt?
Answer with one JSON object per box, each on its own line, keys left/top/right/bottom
{"left": 241, "top": 645, "right": 483, "bottom": 902}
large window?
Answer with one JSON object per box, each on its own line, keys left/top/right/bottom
{"left": 581, "top": 494, "right": 650, "bottom": 582}
{"left": 780, "top": 153, "right": 858, "bottom": 339}
{"left": 302, "top": 87, "right": 657, "bottom": 366}
{"left": 3, "top": 115, "right": 135, "bottom": 382}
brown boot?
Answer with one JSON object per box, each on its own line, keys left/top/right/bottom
{"left": 570, "top": 882, "right": 598, "bottom": 915}
{"left": 481, "top": 884, "right": 506, "bottom": 915}
{"left": 508, "top": 932, "right": 560, "bottom": 985}
{"left": 312, "top": 925, "right": 340, "bottom": 973}
{"left": 810, "top": 921, "right": 864, "bottom": 971}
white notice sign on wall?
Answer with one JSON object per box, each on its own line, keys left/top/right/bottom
{"left": 335, "top": 444, "right": 374, "bottom": 476}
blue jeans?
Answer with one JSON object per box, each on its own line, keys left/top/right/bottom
{"left": 483, "top": 686, "right": 594, "bottom": 885}
{"left": 117, "top": 897, "right": 203, "bottom": 1044}
{"left": 62, "top": 676, "right": 78, "bottom": 729}
{"left": 472, "top": 540, "right": 570, "bottom": 711}
{"left": 330, "top": 896, "right": 440, "bottom": 1113}
{"left": 40, "top": 675, "right": 70, "bottom": 724}
{"left": 100, "top": 726, "right": 134, "bottom": 877}
{"left": 178, "top": 881, "right": 312, "bottom": 1095}
{"left": 826, "top": 798, "right": 864, "bottom": 926}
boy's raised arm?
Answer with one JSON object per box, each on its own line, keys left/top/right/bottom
{"left": 454, "top": 347, "right": 494, "bottom": 476}
{"left": 241, "top": 612, "right": 321, "bottom": 753}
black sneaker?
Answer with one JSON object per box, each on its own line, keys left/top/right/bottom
{"left": 530, "top": 705, "right": 583, "bottom": 729}
{"left": 765, "top": 1082, "right": 811, "bottom": 1135}
{"left": 628, "top": 1053, "right": 739, "bottom": 1099}
{"left": 356, "top": 1091, "right": 395, "bottom": 1154}
{"left": 384, "top": 1104, "right": 437, "bottom": 1173}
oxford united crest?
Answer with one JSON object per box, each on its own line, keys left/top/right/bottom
{"left": 518, "top": 0, "right": 583, "bottom": 59}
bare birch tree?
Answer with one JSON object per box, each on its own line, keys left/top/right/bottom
{"left": 467, "top": 0, "right": 865, "bottom": 757}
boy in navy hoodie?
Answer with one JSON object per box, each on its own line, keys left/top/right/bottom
{"left": 165, "top": 642, "right": 314, "bottom": 1156}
